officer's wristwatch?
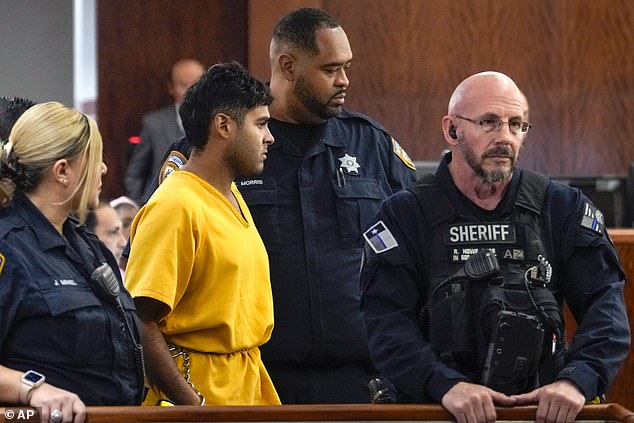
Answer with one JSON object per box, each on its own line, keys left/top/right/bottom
{"left": 19, "top": 370, "right": 45, "bottom": 404}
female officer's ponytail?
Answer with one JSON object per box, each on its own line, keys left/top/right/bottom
{"left": 0, "top": 137, "right": 52, "bottom": 207}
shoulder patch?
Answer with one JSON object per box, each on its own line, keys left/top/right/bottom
{"left": 0, "top": 252, "right": 5, "bottom": 276}
{"left": 364, "top": 220, "right": 399, "bottom": 254}
{"left": 159, "top": 150, "right": 188, "bottom": 185}
{"left": 391, "top": 137, "right": 416, "bottom": 171}
{"left": 580, "top": 202, "right": 604, "bottom": 234}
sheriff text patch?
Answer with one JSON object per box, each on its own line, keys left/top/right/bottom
{"left": 445, "top": 223, "right": 516, "bottom": 245}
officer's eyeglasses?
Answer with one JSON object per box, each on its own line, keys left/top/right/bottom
{"left": 454, "top": 115, "right": 531, "bottom": 134}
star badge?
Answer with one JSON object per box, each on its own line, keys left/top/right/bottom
{"left": 338, "top": 153, "right": 360, "bottom": 174}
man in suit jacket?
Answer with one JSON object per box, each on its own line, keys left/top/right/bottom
{"left": 124, "top": 58, "right": 205, "bottom": 204}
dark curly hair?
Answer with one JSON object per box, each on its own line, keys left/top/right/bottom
{"left": 0, "top": 96, "right": 36, "bottom": 141}
{"left": 179, "top": 62, "right": 273, "bottom": 149}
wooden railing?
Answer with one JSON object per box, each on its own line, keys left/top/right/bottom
{"left": 75, "top": 403, "right": 634, "bottom": 423}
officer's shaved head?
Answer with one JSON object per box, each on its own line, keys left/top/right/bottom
{"left": 448, "top": 72, "right": 525, "bottom": 116}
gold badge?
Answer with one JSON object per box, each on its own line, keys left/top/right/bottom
{"left": 391, "top": 137, "right": 416, "bottom": 170}
{"left": 158, "top": 150, "right": 188, "bottom": 185}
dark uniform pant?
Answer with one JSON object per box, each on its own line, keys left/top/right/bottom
{"left": 266, "top": 360, "right": 375, "bottom": 404}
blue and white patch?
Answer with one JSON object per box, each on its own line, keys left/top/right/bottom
{"left": 364, "top": 221, "right": 398, "bottom": 254}
{"left": 580, "top": 202, "right": 604, "bottom": 234}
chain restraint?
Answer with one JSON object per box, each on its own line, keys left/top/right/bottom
{"left": 168, "top": 342, "right": 206, "bottom": 405}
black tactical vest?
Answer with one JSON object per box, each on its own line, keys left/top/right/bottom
{"left": 408, "top": 170, "right": 565, "bottom": 394}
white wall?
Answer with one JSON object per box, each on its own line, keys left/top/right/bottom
{"left": 0, "top": 0, "right": 74, "bottom": 106}
{"left": 73, "top": 0, "right": 96, "bottom": 115}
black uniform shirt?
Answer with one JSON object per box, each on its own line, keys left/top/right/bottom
{"left": 0, "top": 194, "right": 140, "bottom": 405}
{"left": 237, "top": 110, "right": 417, "bottom": 365}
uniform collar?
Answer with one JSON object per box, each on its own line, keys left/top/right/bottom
{"left": 13, "top": 193, "right": 70, "bottom": 251}
{"left": 268, "top": 117, "right": 345, "bottom": 155}
{"left": 320, "top": 109, "right": 347, "bottom": 148}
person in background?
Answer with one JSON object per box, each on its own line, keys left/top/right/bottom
{"left": 109, "top": 195, "right": 140, "bottom": 273}
{"left": 124, "top": 58, "right": 205, "bottom": 205}
{"left": 86, "top": 201, "right": 127, "bottom": 277}
{"left": 109, "top": 195, "right": 139, "bottom": 242}
{"left": 125, "top": 62, "right": 279, "bottom": 406}
{"left": 360, "top": 71, "right": 630, "bottom": 423}
{"left": 0, "top": 96, "right": 35, "bottom": 141}
{"left": 0, "top": 102, "right": 143, "bottom": 423}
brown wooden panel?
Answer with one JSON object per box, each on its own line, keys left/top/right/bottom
{"left": 559, "top": 0, "right": 634, "bottom": 176}
{"left": 101, "top": 0, "right": 634, "bottom": 197}
{"left": 321, "top": 0, "right": 565, "bottom": 174}
{"left": 97, "top": 0, "right": 247, "bottom": 198}
{"left": 246, "top": 0, "right": 634, "bottom": 179}
{"left": 247, "top": 0, "right": 323, "bottom": 81}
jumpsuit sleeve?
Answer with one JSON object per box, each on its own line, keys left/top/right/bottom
{"left": 360, "top": 191, "right": 468, "bottom": 403}
{"left": 125, "top": 196, "right": 196, "bottom": 314}
{"left": 551, "top": 189, "right": 631, "bottom": 399}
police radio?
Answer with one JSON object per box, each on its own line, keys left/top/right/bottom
{"left": 481, "top": 310, "right": 544, "bottom": 394}
{"left": 91, "top": 263, "right": 121, "bottom": 300}
{"left": 427, "top": 249, "right": 500, "bottom": 302}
